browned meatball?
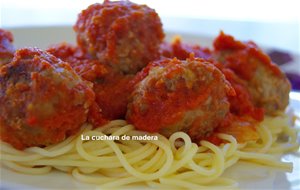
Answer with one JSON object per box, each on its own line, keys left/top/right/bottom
{"left": 0, "top": 48, "right": 95, "bottom": 149}
{"left": 247, "top": 64, "right": 290, "bottom": 114}
{"left": 47, "top": 43, "right": 108, "bottom": 127}
{"left": 213, "top": 32, "right": 291, "bottom": 115}
{"left": 74, "top": 1, "right": 164, "bottom": 74}
{"left": 0, "top": 29, "right": 15, "bottom": 66}
{"left": 126, "top": 57, "right": 234, "bottom": 141}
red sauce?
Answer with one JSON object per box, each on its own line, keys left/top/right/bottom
{"left": 216, "top": 114, "right": 260, "bottom": 143}
{"left": 94, "top": 72, "right": 135, "bottom": 120}
{"left": 221, "top": 68, "right": 264, "bottom": 121}
{"left": 214, "top": 31, "right": 282, "bottom": 79}
{"left": 87, "top": 103, "right": 108, "bottom": 127}
{"left": 160, "top": 37, "right": 211, "bottom": 60}
{"left": 47, "top": 43, "right": 108, "bottom": 82}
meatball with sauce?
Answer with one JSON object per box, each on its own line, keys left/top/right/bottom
{"left": 0, "top": 48, "right": 95, "bottom": 149}
{"left": 74, "top": 1, "right": 164, "bottom": 74}
{"left": 47, "top": 43, "right": 108, "bottom": 127}
{"left": 0, "top": 29, "right": 15, "bottom": 66}
{"left": 126, "top": 57, "right": 235, "bottom": 141}
{"left": 47, "top": 43, "right": 135, "bottom": 120}
{"left": 212, "top": 61, "right": 264, "bottom": 121}
{"left": 213, "top": 32, "right": 291, "bottom": 115}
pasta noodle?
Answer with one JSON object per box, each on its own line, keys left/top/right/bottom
{"left": 0, "top": 112, "right": 299, "bottom": 189}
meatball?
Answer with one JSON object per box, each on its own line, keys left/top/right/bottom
{"left": 0, "top": 48, "right": 95, "bottom": 149}
{"left": 213, "top": 32, "right": 291, "bottom": 115}
{"left": 0, "top": 29, "right": 15, "bottom": 66}
{"left": 126, "top": 57, "right": 234, "bottom": 141}
{"left": 47, "top": 43, "right": 108, "bottom": 127}
{"left": 74, "top": 1, "right": 164, "bottom": 74}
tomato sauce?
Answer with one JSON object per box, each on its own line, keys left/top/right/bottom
{"left": 214, "top": 31, "right": 282, "bottom": 80}
{"left": 160, "top": 37, "right": 211, "bottom": 60}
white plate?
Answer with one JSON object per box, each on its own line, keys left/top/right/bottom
{"left": 0, "top": 27, "right": 299, "bottom": 190}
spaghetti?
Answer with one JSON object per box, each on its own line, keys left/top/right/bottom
{"left": 0, "top": 112, "right": 299, "bottom": 189}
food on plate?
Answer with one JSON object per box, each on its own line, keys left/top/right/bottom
{"left": 47, "top": 42, "right": 107, "bottom": 82}
{"left": 213, "top": 32, "right": 291, "bottom": 115}
{"left": 126, "top": 56, "right": 235, "bottom": 140}
{"left": 74, "top": 0, "right": 164, "bottom": 74}
{"left": 93, "top": 71, "right": 135, "bottom": 119}
{"left": 47, "top": 42, "right": 136, "bottom": 120}
{"left": 0, "top": 48, "right": 96, "bottom": 149}
{"left": 0, "top": 0, "right": 299, "bottom": 189}
{"left": 0, "top": 29, "right": 15, "bottom": 66}
{"left": 160, "top": 36, "right": 212, "bottom": 60}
